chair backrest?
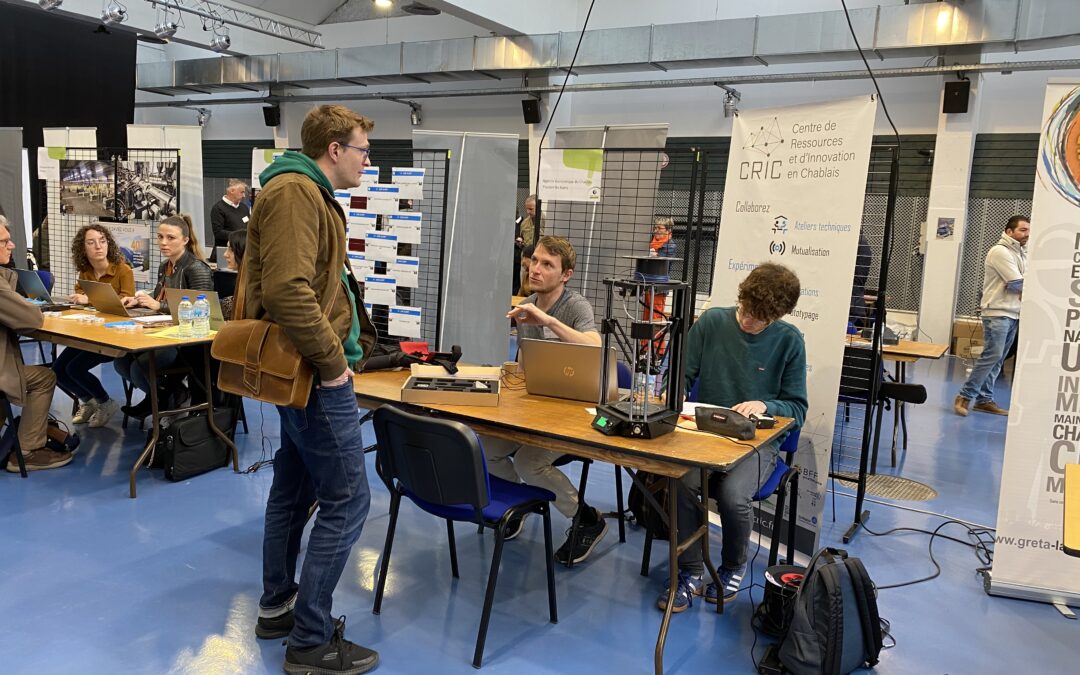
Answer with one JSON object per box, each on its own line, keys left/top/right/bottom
{"left": 373, "top": 405, "right": 490, "bottom": 511}
{"left": 616, "top": 361, "right": 632, "bottom": 389}
{"left": 36, "top": 270, "right": 53, "bottom": 293}
{"left": 779, "top": 428, "right": 800, "bottom": 463}
{"left": 839, "top": 345, "right": 878, "bottom": 398}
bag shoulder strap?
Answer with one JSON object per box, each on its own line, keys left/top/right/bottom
{"left": 233, "top": 251, "right": 340, "bottom": 322}
{"left": 845, "top": 558, "right": 883, "bottom": 665}
{"left": 817, "top": 562, "right": 844, "bottom": 675}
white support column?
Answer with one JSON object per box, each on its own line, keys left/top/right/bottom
{"left": 917, "top": 75, "right": 981, "bottom": 345}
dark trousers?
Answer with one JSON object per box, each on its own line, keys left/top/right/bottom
{"left": 53, "top": 347, "right": 112, "bottom": 402}
{"left": 260, "top": 380, "right": 372, "bottom": 648}
{"left": 676, "top": 441, "right": 778, "bottom": 575}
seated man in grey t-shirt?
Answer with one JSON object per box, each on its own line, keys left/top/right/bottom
{"left": 488, "top": 236, "right": 608, "bottom": 566}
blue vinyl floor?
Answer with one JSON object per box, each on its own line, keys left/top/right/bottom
{"left": 2, "top": 345, "right": 1077, "bottom": 674}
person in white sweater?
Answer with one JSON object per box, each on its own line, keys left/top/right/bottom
{"left": 955, "top": 215, "right": 1030, "bottom": 416}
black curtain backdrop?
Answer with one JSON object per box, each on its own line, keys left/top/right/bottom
{"left": 0, "top": 2, "right": 136, "bottom": 227}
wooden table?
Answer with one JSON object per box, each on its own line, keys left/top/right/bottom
{"left": 353, "top": 368, "right": 793, "bottom": 675}
{"left": 30, "top": 310, "right": 239, "bottom": 497}
{"left": 1066, "top": 464, "right": 1080, "bottom": 558}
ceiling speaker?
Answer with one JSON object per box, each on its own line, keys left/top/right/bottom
{"left": 522, "top": 99, "right": 541, "bottom": 125}
{"left": 943, "top": 81, "right": 970, "bottom": 114}
{"left": 263, "top": 105, "right": 281, "bottom": 127}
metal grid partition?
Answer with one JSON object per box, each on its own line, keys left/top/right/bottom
{"left": 539, "top": 148, "right": 701, "bottom": 324}
{"left": 357, "top": 150, "right": 450, "bottom": 349}
{"left": 861, "top": 194, "right": 928, "bottom": 314}
{"left": 956, "top": 196, "right": 1032, "bottom": 318}
{"left": 46, "top": 147, "right": 180, "bottom": 298}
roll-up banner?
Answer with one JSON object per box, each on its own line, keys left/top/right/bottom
{"left": 710, "top": 95, "right": 877, "bottom": 553}
{"left": 989, "top": 81, "right": 1080, "bottom": 603}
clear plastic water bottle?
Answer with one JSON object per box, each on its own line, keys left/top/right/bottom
{"left": 192, "top": 295, "right": 210, "bottom": 338}
{"left": 178, "top": 296, "right": 193, "bottom": 338}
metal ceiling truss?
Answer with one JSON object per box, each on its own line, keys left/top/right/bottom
{"left": 146, "top": 0, "right": 324, "bottom": 48}
{"left": 133, "top": 58, "right": 1080, "bottom": 108}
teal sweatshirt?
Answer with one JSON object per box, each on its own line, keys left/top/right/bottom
{"left": 258, "top": 151, "right": 364, "bottom": 369}
{"left": 684, "top": 307, "right": 808, "bottom": 428}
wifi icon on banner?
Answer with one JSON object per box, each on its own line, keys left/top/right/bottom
{"left": 769, "top": 240, "right": 786, "bottom": 255}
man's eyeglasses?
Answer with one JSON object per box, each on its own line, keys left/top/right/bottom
{"left": 339, "top": 142, "right": 371, "bottom": 158}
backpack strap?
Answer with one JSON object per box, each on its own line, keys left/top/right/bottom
{"left": 817, "top": 562, "right": 844, "bottom": 675}
{"left": 845, "top": 558, "right": 883, "bottom": 666}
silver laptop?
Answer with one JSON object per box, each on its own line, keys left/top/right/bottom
{"left": 164, "top": 288, "right": 226, "bottom": 330}
{"left": 81, "top": 279, "right": 157, "bottom": 317}
{"left": 519, "top": 338, "right": 619, "bottom": 404}
{"left": 15, "top": 269, "right": 73, "bottom": 308}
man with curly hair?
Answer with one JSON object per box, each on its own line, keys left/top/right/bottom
{"left": 657, "top": 262, "right": 808, "bottom": 614}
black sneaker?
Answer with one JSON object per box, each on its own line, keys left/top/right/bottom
{"left": 256, "top": 609, "right": 294, "bottom": 640}
{"left": 502, "top": 512, "right": 529, "bottom": 541}
{"left": 256, "top": 593, "right": 297, "bottom": 640}
{"left": 283, "top": 616, "right": 379, "bottom": 675}
{"left": 554, "top": 511, "right": 608, "bottom": 566}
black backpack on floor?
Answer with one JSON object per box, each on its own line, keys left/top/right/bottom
{"left": 777, "top": 547, "right": 883, "bottom": 675}
{"left": 626, "top": 471, "right": 670, "bottom": 539}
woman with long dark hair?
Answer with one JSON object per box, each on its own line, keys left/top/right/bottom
{"left": 114, "top": 214, "right": 213, "bottom": 416}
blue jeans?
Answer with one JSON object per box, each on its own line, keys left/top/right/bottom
{"left": 53, "top": 347, "right": 113, "bottom": 402}
{"left": 677, "top": 440, "right": 779, "bottom": 574}
{"left": 112, "top": 348, "right": 179, "bottom": 394}
{"left": 959, "top": 316, "right": 1018, "bottom": 404}
{"left": 260, "top": 380, "right": 371, "bottom": 648}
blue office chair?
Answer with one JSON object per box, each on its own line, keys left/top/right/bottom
{"left": 371, "top": 405, "right": 558, "bottom": 669}
{"left": 36, "top": 270, "right": 53, "bottom": 293}
{"left": 0, "top": 396, "right": 28, "bottom": 478}
{"left": 641, "top": 381, "right": 801, "bottom": 573}
{"left": 551, "top": 361, "right": 634, "bottom": 565}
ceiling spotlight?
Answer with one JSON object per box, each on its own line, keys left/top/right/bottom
{"left": 101, "top": 1, "right": 127, "bottom": 25}
{"left": 723, "top": 91, "right": 740, "bottom": 118}
{"left": 38, "top": 0, "right": 63, "bottom": 10}
{"left": 373, "top": 0, "right": 394, "bottom": 9}
{"left": 154, "top": 20, "right": 179, "bottom": 40}
{"left": 410, "top": 105, "right": 422, "bottom": 127}
{"left": 209, "top": 30, "right": 231, "bottom": 52}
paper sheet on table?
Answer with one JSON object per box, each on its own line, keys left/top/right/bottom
{"left": 149, "top": 325, "right": 217, "bottom": 340}
{"left": 58, "top": 313, "right": 97, "bottom": 321}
